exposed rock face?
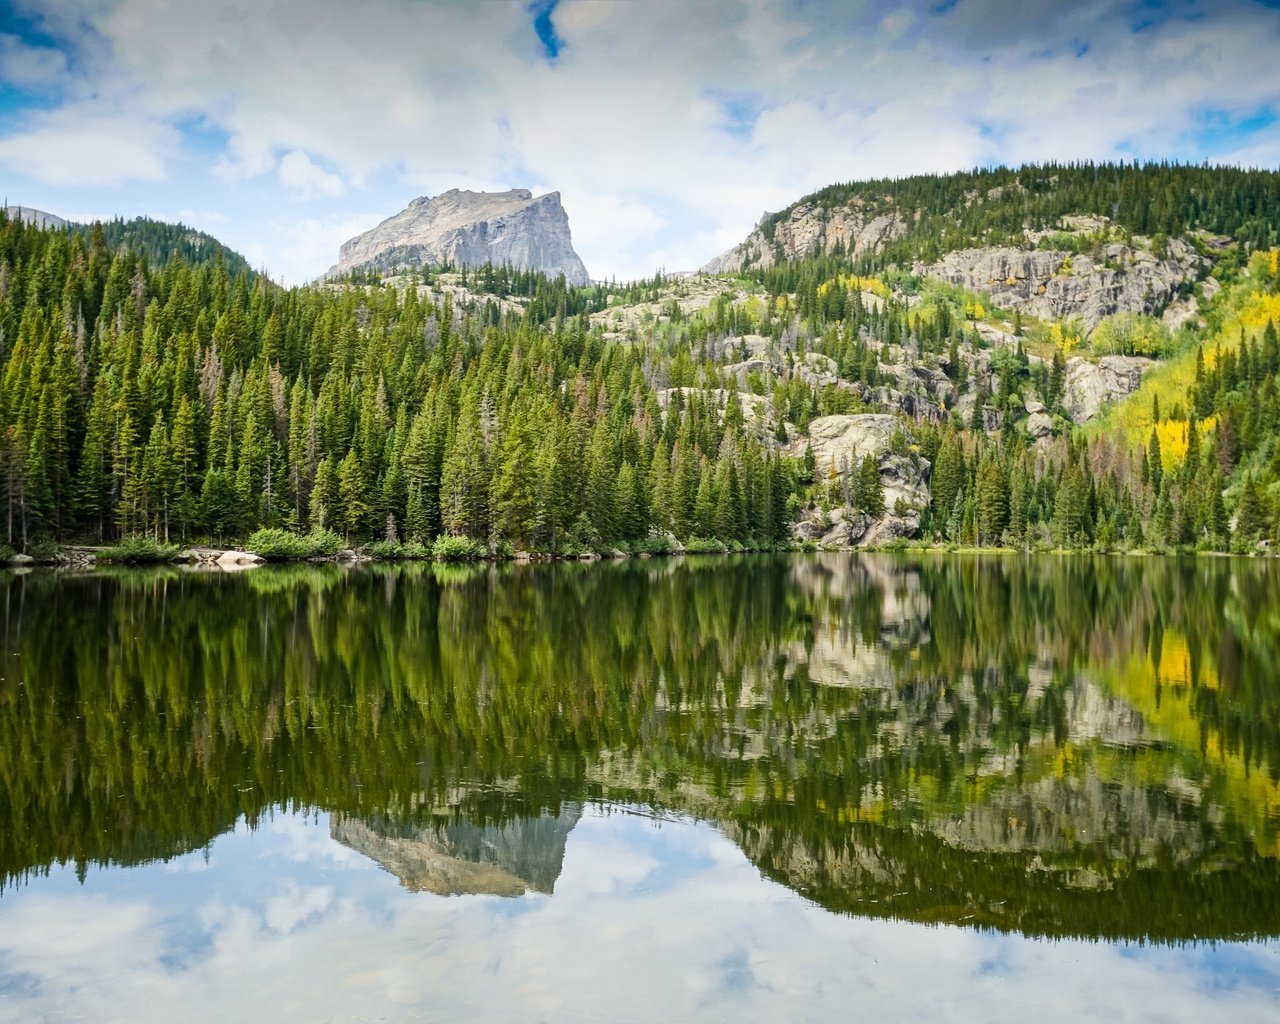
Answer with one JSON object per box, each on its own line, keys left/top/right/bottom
{"left": 702, "top": 201, "right": 906, "bottom": 274}
{"left": 788, "top": 414, "right": 930, "bottom": 546}
{"left": 1026, "top": 411, "right": 1055, "bottom": 439}
{"left": 915, "top": 240, "right": 1204, "bottom": 332}
{"left": 331, "top": 805, "right": 582, "bottom": 896}
{"left": 5, "top": 206, "right": 67, "bottom": 230}
{"left": 1063, "top": 355, "right": 1153, "bottom": 424}
{"left": 337, "top": 189, "right": 590, "bottom": 285}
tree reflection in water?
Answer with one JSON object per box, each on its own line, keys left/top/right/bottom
{"left": 2, "top": 554, "right": 1278, "bottom": 941}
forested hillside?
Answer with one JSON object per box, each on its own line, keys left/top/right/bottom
{"left": 2, "top": 162, "right": 1279, "bottom": 559}
{"left": 75, "top": 216, "right": 257, "bottom": 280}
{"left": 0, "top": 211, "right": 796, "bottom": 554}
{"left": 765, "top": 162, "right": 1280, "bottom": 267}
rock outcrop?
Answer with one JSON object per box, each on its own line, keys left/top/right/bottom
{"left": 1063, "top": 355, "right": 1153, "bottom": 424}
{"left": 915, "top": 240, "right": 1204, "bottom": 332}
{"left": 788, "top": 414, "right": 930, "bottom": 546}
{"left": 702, "top": 200, "right": 906, "bottom": 274}
{"left": 336, "top": 189, "right": 590, "bottom": 285}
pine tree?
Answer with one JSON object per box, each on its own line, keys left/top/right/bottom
{"left": 1235, "top": 474, "right": 1266, "bottom": 541}
{"left": 1148, "top": 428, "right": 1163, "bottom": 494}
{"left": 492, "top": 403, "right": 540, "bottom": 548}
{"left": 976, "top": 455, "right": 1008, "bottom": 544}
{"left": 336, "top": 449, "right": 368, "bottom": 543}
{"left": 859, "top": 455, "right": 884, "bottom": 517}
{"left": 1051, "top": 465, "right": 1088, "bottom": 547}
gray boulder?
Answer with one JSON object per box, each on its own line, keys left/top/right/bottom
{"left": 1026, "top": 412, "right": 1054, "bottom": 438}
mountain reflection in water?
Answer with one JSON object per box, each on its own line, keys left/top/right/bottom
{"left": 2, "top": 554, "right": 1279, "bottom": 942}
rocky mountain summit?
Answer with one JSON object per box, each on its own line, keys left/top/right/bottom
{"left": 336, "top": 188, "right": 590, "bottom": 285}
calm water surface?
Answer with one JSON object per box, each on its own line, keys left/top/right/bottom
{"left": 2, "top": 554, "right": 1280, "bottom": 1021}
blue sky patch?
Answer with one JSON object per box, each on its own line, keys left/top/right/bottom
{"left": 706, "top": 89, "right": 764, "bottom": 141}
{"left": 1186, "top": 105, "right": 1278, "bottom": 156}
{"left": 528, "top": 0, "right": 564, "bottom": 61}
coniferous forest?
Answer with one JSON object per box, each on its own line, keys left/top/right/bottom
{"left": 2, "top": 162, "right": 1280, "bottom": 559}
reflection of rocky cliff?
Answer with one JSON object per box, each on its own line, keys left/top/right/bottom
{"left": 330, "top": 805, "right": 581, "bottom": 897}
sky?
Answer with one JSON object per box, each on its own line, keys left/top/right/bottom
{"left": 0, "top": 0, "right": 1278, "bottom": 285}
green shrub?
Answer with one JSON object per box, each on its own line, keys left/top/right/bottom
{"left": 625, "top": 535, "right": 679, "bottom": 556}
{"left": 492, "top": 539, "right": 516, "bottom": 560}
{"left": 303, "top": 528, "right": 344, "bottom": 557}
{"left": 25, "top": 540, "right": 60, "bottom": 563}
{"left": 432, "top": 534, "right": 484, "bottom": 561}
{"left": 683, "top": 537, "right": 726, "bottom": 554}
{"left": 245, "top": 528, "right": 312, "bottom": 560}
{"left": 245, "top": 527, "right": 344, "bottom": 560}
{"left": 99, "top": 535, "right": 182, "bottom": 564}
{"left": 366, "top": 539, "right": 431, "bottom": 560}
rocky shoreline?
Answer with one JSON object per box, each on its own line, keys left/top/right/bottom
{"left": 1, "top": 538, "right": 801, "bottom": 572}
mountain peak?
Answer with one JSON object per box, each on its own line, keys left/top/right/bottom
{"left": 338, "top": 189, "right": 589, "bottom": 283}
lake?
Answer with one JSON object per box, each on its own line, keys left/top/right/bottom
{"left": 2, "top": 554, "right": 1279, "bottom": 1022}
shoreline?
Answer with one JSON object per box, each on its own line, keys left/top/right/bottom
{"left": 3, "top": 538, "right": 1274, "bottom": 571}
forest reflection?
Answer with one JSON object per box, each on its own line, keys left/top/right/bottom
{"left": 2, "top": 553, "right": 1279, "bottom": 941}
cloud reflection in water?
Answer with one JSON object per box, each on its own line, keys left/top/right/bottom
{"left": 1, "top": 805, "right": 1278, "bottom": 1023}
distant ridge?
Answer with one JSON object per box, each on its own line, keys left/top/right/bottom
{"left": 4, "top": 205, "right": 256, "bottom": 279}
{"left": 5, "top": 206, "right": 68, "bottom": 231}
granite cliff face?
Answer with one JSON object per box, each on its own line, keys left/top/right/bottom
{"left": 915, "top": 239, "right": 1205, "bottom": 332}
{"left": 702, "top": 199, "right": 906, "bottom": 275}
{"left": 336, "top": 189, "right": 590, "bottom": 285}
{"left": 701, "top": 193, "right": 1209, "bottom": 333}
{"left": 788, "top": 414, "right": 931, "bottom": 547}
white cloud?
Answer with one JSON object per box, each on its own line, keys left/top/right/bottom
{"left": 1, "top": 807, "right": 1279, "bottom": 1023}
{"left": 0, "top": 33, "right": 68, "bottom": 88}
{"left": 1, "top": 0, "right": 1278, "bottom": 280}
{"left": 263, "top": 883, "right": 333, "bottom": 933}
{"left": 175, "top": 207, "right": 228, "bottom": 225}
{"left": 0, "top": 103, "right": 173, "bottom": 186}
{"left": 276, "top": 150, "right": 345, "bottom": 200}
{"left": 257, "top": 212, "right": 386, "bottom": 284}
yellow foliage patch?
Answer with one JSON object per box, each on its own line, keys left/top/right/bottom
{"left": 1152, "top": 416, "right": 1216, "bottom": 467}
{"left": 1239, "top": 291, "right": 1280, "bottom": 332}
{"left": 1047, "top": 320, "right": 1084, "bottom": 355}
{"left": 1085, "top": 279, "right": 1280, "bottom": 452}
{"left": 815, "top": 274, "right": 890, "bottom": 300}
